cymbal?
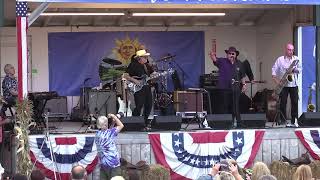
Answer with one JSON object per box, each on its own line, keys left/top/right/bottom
{"left": 102, "top": 58, "right": 122, "bottom": 65}
{"left": 115, "top": 66, "right": 127, "bottom": 71}
{"left": 156, "top": 54, "right": 176, "bottom": 62}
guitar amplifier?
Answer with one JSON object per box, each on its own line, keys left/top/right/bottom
{"left": 174, "top": 91, "right": 203, "bottom": 112}
{"left": 87, "top": 90, "right": 117, "bottom": 116}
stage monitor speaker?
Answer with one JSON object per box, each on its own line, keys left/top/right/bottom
{"left": 298, "top": 112, "right": 320, "bottom": 126}
{"left": 241, "top": 113, "right": 266, "bottom": 128}
{"left": 154, "top": 115, "right": 182, "bottom": 130}
{"left": 206, "top": 114, "right": 233, "bottom": 129}
{"left": 121, "top": 116, "right": 145, "bottom": 131}
{"left": 88, "top": 90, "right": 117, "bottom": 116}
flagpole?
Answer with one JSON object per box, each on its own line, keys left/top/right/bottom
{"left": 16, "top": 1, "right": 28, "bottom": 101}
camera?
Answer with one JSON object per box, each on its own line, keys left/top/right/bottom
{"left": 219, "top": 161, "right": 230, "bottom": 172}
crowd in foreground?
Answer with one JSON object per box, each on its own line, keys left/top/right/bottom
{"left": 196, "top": 160, "right": 314, "bottom": 180}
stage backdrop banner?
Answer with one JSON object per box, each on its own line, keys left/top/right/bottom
{"left": 301, "top": 26, "right": 316, "bottom": 112}
{"left": 19, "top": 0, "right": 320, "bottom": 5}
{"left": 295, "top": 128, "right": 320, "bottom": 160}
{"left": 29, "top": 135, "right": 98, "bottom": 180}
{"left": 149, "top": 130, "right": 265, "bottom": 180}
{"left": 49, "top": 31, "right": 204, "bottom": 96}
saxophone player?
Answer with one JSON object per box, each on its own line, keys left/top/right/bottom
{"left": 272, "top": 43, "right": 302, "bottom": 127}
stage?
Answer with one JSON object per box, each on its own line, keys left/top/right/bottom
{"left": 1, "top": 120, "right": 314, "bottom": 180}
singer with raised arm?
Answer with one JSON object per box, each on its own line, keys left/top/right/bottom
{"left": 272, "top": 43, "right": 301, "bottom": 127}
{"left": 209, "top": 46, "right": 246, "bottom": 128}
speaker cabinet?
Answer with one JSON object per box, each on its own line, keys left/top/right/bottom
{"left": 88, "top": 90, "right": 117, "bottom": 116}
{"left": 241, "top": 113, "right": 266, "bottom": 128}
{"left": 206, "top": 114, "right": 233, "bottom": 129}
{"left": 174, "top": 91, "right": 203, "bottom": 112}
{"left": 299, "top": 112, "right": 320, "bottom": 126}
{"left": 154, "top": 115, "right": 182, "bottom": 130}
{"left": 121, "top": 116, "right": 145, "bottom": 131}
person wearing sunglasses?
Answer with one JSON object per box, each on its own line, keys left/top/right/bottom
{"left": 209, "top": 47, "right": 246, "bottom": 128}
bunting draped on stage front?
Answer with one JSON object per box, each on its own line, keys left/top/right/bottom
{"left": 149, "top": 130, "right": 265, "bottom": 180}
{"left": 295, "top": 128, "right": 320, "bottom": 160}
{"left": 29, "top": 135, "right": 98, "bottom": 180}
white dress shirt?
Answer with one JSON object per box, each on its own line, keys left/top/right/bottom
{"left": 272, "top": 55, "right": 302, "bottom": 87}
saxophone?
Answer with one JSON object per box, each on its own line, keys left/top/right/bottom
{"left": 307, "top": 83, "right": 315, "bottom": 112}
{"left": 274, "top": 59, "right": 299, "bottom": 96}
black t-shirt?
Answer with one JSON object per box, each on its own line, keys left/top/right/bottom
{"left": 126, "top": 59, "right": 154, "bottom": 77}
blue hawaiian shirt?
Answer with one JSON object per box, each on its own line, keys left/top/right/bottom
{"left": 95, "top": 127, "right": 120, "bottom": 168}
{"left": 2, "top": 75, "right": 17, "bottom": 99}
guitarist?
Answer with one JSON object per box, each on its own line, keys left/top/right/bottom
{"left": 125, "top": 49, "right": 154, "bottom": 131}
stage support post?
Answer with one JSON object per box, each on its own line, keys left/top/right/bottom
{"left": 314, "top": 5, "right": 320, "bottom": 112}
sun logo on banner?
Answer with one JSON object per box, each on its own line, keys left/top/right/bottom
{"left": 112, "top": 36, "right": 145, "bottom": 65}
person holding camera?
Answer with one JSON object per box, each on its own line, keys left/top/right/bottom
{"left": 95, "top": 114, "right": 124, "bottom": 179}
{"left": 196, "top": 160, "right": 244, "bottom": 180}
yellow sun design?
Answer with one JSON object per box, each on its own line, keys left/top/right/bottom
{"left": 112, "top": 36, "right": 145, "bottom": 65}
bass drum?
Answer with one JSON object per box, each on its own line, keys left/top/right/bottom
{"left": 253, "top": 89, "right": 276, "bottom": 122}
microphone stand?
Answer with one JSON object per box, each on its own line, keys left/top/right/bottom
{"left": 169, "top": 58, "right": 188, "bottom": 90}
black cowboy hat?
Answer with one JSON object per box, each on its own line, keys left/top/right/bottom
{"left": 224, "top": 46, "right": 239, "bottom": 56}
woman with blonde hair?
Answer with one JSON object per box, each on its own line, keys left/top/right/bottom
{"left": 251, "top": 162, "right": 271, "bottom": 180}
{"left": 293, "top": 164, "right": 312, "bottom": 180}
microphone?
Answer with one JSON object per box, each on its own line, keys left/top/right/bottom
{"left": 231, "top": 79, "right": 239, "bottom": 85}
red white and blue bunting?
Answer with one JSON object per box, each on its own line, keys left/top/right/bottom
{"left": 295, "top": 128, "right": 320, "bottom": 160}
{"left": 29, "top": 134, "right": 98, "bottom": 180}
{"left": 149, "top": 130, "right": 265, "bottom": 180}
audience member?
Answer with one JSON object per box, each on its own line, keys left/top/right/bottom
{"left": 258, "top": 175, "right": 277, "bottom": 180}
{"left": 293, "top": 164, "right": 312, "bottom": 180}
{"left": 12, "top": 173, "right": 27, "bottom": 180}
{"left": 110, "top": 176, "right": 126, "bottom": 180}
{"left": 216, "top": 171, "right": 236, "bottom": 180}
{"left": 30, "top": 169, "right": 45, "bottom": 180}
{"left": 251, "top": 162, "right": 271, "bottom": 180}
{"left": 95, "top": 114, "right": 124, "bottom": 179}
{"left": 71, "top": 165, "right": 87, "bottom": 180}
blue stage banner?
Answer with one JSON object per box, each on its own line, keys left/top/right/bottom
{"left": 301, "top": 26, "right": 316, "bottom": 112}
{"left": 49, "top": 31, "right": 204, "bottom": 96}
{"left": 19, "top": 0, "right": 320, "bottom": 5}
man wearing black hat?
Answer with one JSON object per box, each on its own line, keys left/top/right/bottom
{"left": 209, "top": 47, "right": 246, "bottom": 127}
{"left": 125, "top": 50, "right": 154, "bottom": 131}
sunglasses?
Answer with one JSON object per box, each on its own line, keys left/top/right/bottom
{"left": 228, "top": 52, "right": 236, "bottom": 56}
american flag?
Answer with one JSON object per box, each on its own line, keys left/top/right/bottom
{"left": 16, "top": 1, "right": 28, "bottom": 100}
{"left": 295, "top": 128, "right": 320, "bottom": 160}
{"left": 149, "top": 130, "right": 265, "bottom": 180}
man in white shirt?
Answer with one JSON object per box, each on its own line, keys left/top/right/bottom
{"left": 272, "top": 43, "right": 302, "bottom": 127}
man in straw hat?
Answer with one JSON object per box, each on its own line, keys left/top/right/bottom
{"left": 209, "top": 46, "right": 246, "bottom": 128}
{"left": 125, "top": 49, "right": 154, "bottom": 131}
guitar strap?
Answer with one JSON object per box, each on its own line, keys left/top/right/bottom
{"left": 143, "top": 64, "right": 149, "bottom": 75}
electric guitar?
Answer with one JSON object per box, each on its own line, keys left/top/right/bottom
{"left": 117, "top": 76, "right": 132, "bottom": 117}
{"left": 125, "top": 68, "right": 174, "bottom": 93}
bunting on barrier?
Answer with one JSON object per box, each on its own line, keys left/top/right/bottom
{"left": 29, "top": 135, "right": 98, "bottom": 180}
{"left": 149, "top": 130, "right": 265, "bottom": 180}
{"left": 295, "top": 128, "right": 320, "bottom": 160}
